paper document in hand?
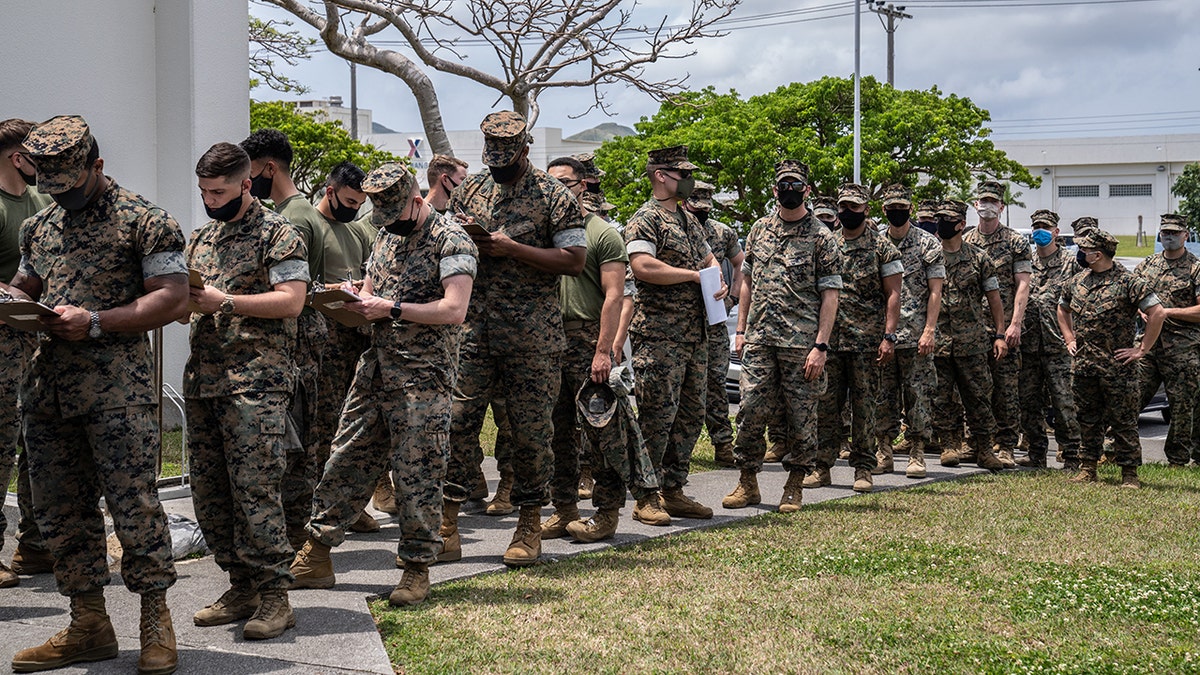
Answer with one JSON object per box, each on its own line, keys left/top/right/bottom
{"left": 698, "top": 266, "right": 728, "bottom": 326}
{"left": 0, "top": 299, "right": 57, "bottom": 331}
{"left": 307, "top": 288, "right": 371, "bottom": 327}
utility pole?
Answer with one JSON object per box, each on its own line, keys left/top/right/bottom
{"left": 350, "top": 62, "right": 359, "bottom": 140}
{"left": 867, "top": 1, "right": 913, "bottom": 87}
{"left": 853, "top": 0, "right": 861, "bottom": 183}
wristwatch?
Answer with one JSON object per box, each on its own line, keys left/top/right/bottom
{"left": 883, "top": 333, "right": 897, "bottom": 343}
{"left": 390, "top": 301, "right": 403, "bottom": 320}
{"left": 220, "top": 295, "right": 236, "bottom": 315}
{"left": 994, "top": 333, "right": 1007, "bottom": 341}
{"left": 88, "top": 311, "right": 102, "bottom": 339}
{"left": 814, "top": 342, "right": 828, "bottom": 352}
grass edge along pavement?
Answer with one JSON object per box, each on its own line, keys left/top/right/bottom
{"left": 373, "top": 466, "right": 1200, "bottom": 675}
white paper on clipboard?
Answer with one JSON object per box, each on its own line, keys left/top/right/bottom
{"left": 698, "top": 266, "right": 727, "bottom": 326}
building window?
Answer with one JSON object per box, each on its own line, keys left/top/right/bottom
{"left": 1058, "top": 185, "right": 1100, "bottom": 198}
{"left": 1109, "top": 183, "right": 1152, "bottom": 197}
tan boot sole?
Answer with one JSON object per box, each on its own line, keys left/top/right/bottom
{"left": 13, "top": 642, "right": 119, "bottom": 672}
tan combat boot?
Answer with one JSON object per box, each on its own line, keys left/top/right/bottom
{"left": 0, "top": 560, "right": 17, "bottom": 588}
{"left": 713, "top": 442, "right": 736, "bottom": 467}
{"left": 778, "top": 470, "right": 804, "bottom": 513}
{"left": 763, "top": 442, "right": 788, "bottom": 463}
{"left": 243, "top": 588, "right": 295, "bottom": 640}
{"left": 1120, "top": 465, "right": 1140, "bottom": 489}
{"left": 976, "top": 446, "right": 1005, "bottom": 472}
{"left": 290, "top": 537, "right": 335, "bottom": 589}
{"left": 389, "top": 562, "right": 430, "bottom": 607}
{"left": 10, "top": 543, "right": 54, "bottom": 575}
{"left": 838, "top": 440, "right": 852, "bottom": 460}
{"left": 906, "top": 441, "right": 927, "bottom": 479}
{"left": 632, "top": 493, "right": 672, "bottom": 526}
{"left": 437, "top": 500, "right": 462, "bottom": 563}
{"left": 372, "top": 474, "right": 399, "bottom": 515}
{"left": 721, "top": 469, "right": 761, "bottom": 509}
{"left": 802, "top": 467, "right": 832, "bottom": 488}
{"left": 893, "top": 435, "right": 913, "bottom": 456}
{"left": 577, "top": 466, "right": 595, "bottom": 500}
{"left": 193, "top": 585, "right": 260, "bottom": 626}
{"left": 502, "top": 506, "right": 542, "bottom": 567}
{"left": 349, "top": 511, "right": 380, "bottom": 533}
{"left": 852, "top": 467, "right": 874, "bottom": 493}
{"left": 540, "top": 501, "right": 580, "bottom": 540}
{"left": 996, "top": 445, "right": 1017, "bottom": 469}
{"left": 12, "top": 590, "right": 118, "bottom": 672}
{"left": 138, "top": 590, "right": 177, "bottom": 675}
{"left": 660, "top": 487, "right": 713, "bottom": 519}
{"left": 566, "top": 508, "right": 620, "bottom": 543}
{"left": 486, "top": 467, "right": 514, "bottom": 516}
{"left": 872, "top": 445, "right": 894, "bottom": 475}
{"left": 1070, "top": 460, "right": 1099, "bottom": 483}
{"left": 939, "top": 445, "right": 960, "bottom": 467}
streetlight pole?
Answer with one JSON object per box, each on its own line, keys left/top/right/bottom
{"left": 853, "top": 0, "right": 862, "bottom": 184}
{"left": 868, "top": 1, "right": 913, "bottom": 87}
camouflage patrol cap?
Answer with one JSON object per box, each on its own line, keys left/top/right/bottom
{"left": 881, "top": 184, "right": 913, "bottom": 209}
{"left": 1030, "top": 209, "right": 1060, "bottom": 228}
{"left": 581, "top": 191, "right": 605, "bottom": 214}
{"left": 23, "top": 115, "right": 94, "bottom": 195}
{"left": 480, "top": 111, "right": 531, "bottom": 167}
{"left": 1160, "top": 213, "right": 1188, "bottom": 232}
{"left": 812, "top": 196, "right": 837, "bottom": 219}
{"left": 576, "top": 380, "right": 618, "bottom": 428}
{"left": 361, "top": 162, "right": 417, "bottom": 227}
{"left": 774, "top": 159, "right": 808, "bottom": 182}
{"left": 916, "top": 199, "right": 939, "bottom": 220}
{"left": 572, "top": 152, "right": 605, "bottom": 180}
{"left": 1076, "top": 228, "right": 1118, "bottom": 256}
{"left": 647, "top": 145, "right": 697, "bottom": 170}
{"left": 936, "top": 199, "right": 969, "bottom": 221}
{"left": 688, "top": 180, "right": 716, "bottom": 210}
{"left": 837, "top": 183, "right": 869, "bottom": 206}
{"left": 975, "top": 180, "right": 1006, "bottom": 202}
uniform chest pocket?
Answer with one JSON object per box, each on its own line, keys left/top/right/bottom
{"left": 219, "top": 254, "right": 269, "bottom": 294}
{"left": 660, "top": 230, "right": 700, "bottom": 268}
{"left": 1160, "top": 274, "right": 1196, "bottom": 305}
{"left": 499, "top": 214, "right": 538, "bottom": 245}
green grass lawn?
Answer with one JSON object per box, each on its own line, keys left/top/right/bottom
{"left": 1116, "top": 234, "right": 1155, "bottom": 259}
{"left": 372, "top": 466, "right": 1200, "bottom": 674}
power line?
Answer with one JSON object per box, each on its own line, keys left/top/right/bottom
{"left": 903, "top": 0, "right": 1165, "bottom": 7}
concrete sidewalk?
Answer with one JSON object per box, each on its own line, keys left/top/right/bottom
{"left": 0, "top": 431, "right": 1167, "bottom": 674}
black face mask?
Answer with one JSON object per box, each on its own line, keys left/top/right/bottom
{"left": 695, "top": 210, "right": 710, "bottom": 225}
{"left": 250, "top": 171, "right": 273, "bottom": 199}
{"left": 936, "top": 217, "right": 960, "bottom": 240}
{"left": 489, "top": 160, "right": 523, "bottom": 184}
{"left": 52, "top": 168, "right": 100, "bottom": 211}
{"left": 916, "top": 220, "right": 937, "bottom": 235}
{"left": 777, "top": 190, "right": 804, "bottom": 210}
{"left": 586, "top": 181, "right": 601, "bottom": 194}
{"left": 1077, "top": 250, "right": 1092, "bottom": 269}
{"left": 329, "top": 191, "right": 360, "bottom": 223}
{"left": 384, "top": 201, "right": 420, "bottom": 237}
{"left": 885, "top": 209, "right": 910, "bottom": 227}
{"left": 205, "top": 191, "right": 245, "bottom": 222}
{"left": 838, "top": 209, "right": 867, "bottom": 230}
{"left": 18, "top": 166, "right": 37, "bottom": 187}
{"left": 442, "top": 176, "right": 461, "bottom": 194}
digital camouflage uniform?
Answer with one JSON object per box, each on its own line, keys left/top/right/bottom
{"left": 1062, "top": 245, "right": 1160, "bottom": 466}
{"left": 1134, "top": 231, "right": 1200, "bottom": 465}
{"left": 308, "top": 165, "right": 477, "bottom": 566}
{"left": 963, "top": 220, "right": 1032, "bottom": 451}
{"left": 701, "top": 213, "right": 741, "bottom": 451}
{"left": 444, "top": 156, "right": 585, "bottom": 507}
{"left": 185, "top": 197, "right": 309, "bottom": 591}
{"left": 734, "top": 210, "right": 842, "bottom": 473}
{"left": 1020, "top": 229, "right": 1082, "bottom": 463}
{"left": 18, "top": 170, "right": 182, "bottom": 597}
{"left": 876, "top": 217, "right": 944, "bottom": 448}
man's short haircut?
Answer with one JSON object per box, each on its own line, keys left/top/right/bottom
{"left": 327, "top": 161, "right": 366, "bottom": 192}
{"left": 548, "top": 156, "right": 586, "bottom": 179}
{"left": 196, "top": 142, "right": 251, "bottom": 181}
{"left": 426, "top": 154, "right": 468, "bottom": 186}
{"left": 239, "top": 129, "right": 293, "bottom": 170}
{"left": 0, "top": 119, "right": 37, "bottom": 154}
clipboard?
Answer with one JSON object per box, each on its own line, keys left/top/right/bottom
{"left": 0, "top": 299, "right": 57, "bottom": 331}
{"left": 307, "top": 287, "right": 372, "bottom": 327}
{"left": 188, "top": 269, "right": 204, "bottom": 288}
{"left": 462, "top": 221, "right": 490, "bottom": 238}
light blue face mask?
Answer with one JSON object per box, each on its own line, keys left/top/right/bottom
{"left": 1030, "top": 228, "right": 1054, "bottom": 247}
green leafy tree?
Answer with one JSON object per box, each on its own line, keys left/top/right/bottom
{"left": 596, "top": 76, "right": 1039, "bottom": 235}
{"left": 250, "top": 100, "right": 404, "bottom": 199}
{"left": 1171, "top": 163, "right": 1200, "bottom": 233}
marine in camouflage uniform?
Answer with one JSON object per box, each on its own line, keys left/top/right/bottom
{"left": 722, "top": 160, "right": 842, "bottom": 513}
{"left": 8, "top": 115, "right": 184, "bottom": 673}
{"left": 874, "top": 184, "right": 945, "bottom": 478}
{"left": 186, "top": 142, "right": 309, "bottom": 640}
{"left": 1134, "top": 214, "right": 1200, "bottom": 466}
{"left": 1059, "top": 229, "right": 1164, "bottom": 486}
{"left": 683, "top": 180, "right": 744, "bottom": 466}
{"left": 812, "top": 183, "right": 902, "bottom": 492}
{"left": 962, "top": 180, "right": 1033, "bottom": 465}
{"left": 444, "top": 112, "right": 586, "bottom": 567}
{"left": 929, "top": 199, "right": 1008, "bottom": 471}
{"left": 1018, "top": 210, "right": 1081, "bottom": 468}
{"left": 626, "top": 145, "right": 726, "bottom": 520}
{"left": 290, "top": 163, "right": 477, "bottom": 606}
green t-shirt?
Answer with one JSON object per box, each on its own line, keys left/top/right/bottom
{"left": 0, "top": 186, "right": 52, "bottom": 283}
{"left": 322, "top": 215, "right": 377, "bottom": 283}
{"left": 559, "top": 213, "right": 629, "bottom": 322}
{"left": 277, "top": 194, "right": 328, "bottom": 283}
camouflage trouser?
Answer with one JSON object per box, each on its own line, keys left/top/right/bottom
{"left": 1138, "top": 346, "right": 1200, "bottom": 465}
{"left": 733, "top": 344, "right": 824, "bottom": 473}
{"left": 314, "top": 322, "right": 372, "bottom": 465}
{"left": 932, "top": 353, "right": 997, "bottom": 453}
{"left": 549, "top": 324, "right": 600, "bottom": 505}
{"left": 1019, "top": 350, "right": 1081, "bottom": 461}
{"left": 1, "top": 326, "right": 44, "bottom": 553}
{"left": 704, "top": 327, "right": 734, "bottom": 448}
{"left": 1075, "top": 369, "right": 1141, "bottom": 466}
{"left": 24, "top": 403, "right": 176, "bottom": 596}
{"left": 282, "top": 310, "right": 328, "bottom": 548}
{"left": 816, "top": 351, "right": 880, "bottom": 470}
{"left": 445, "top": 350, "right": 559, "bottom": 506}
{"left": 875, "top": 347, "right": 936, "bottom": 445}
{"left": 588, "top": 394, "right": 660, "bottom": 510}
{"left": 632, "top": 337, "right": 707, "bottom": 491}
{"left": 989, "top": 349, "right": 1022, "bottom": 450}
{"left": 188, "top": 392, "right": 294, "bottom": 591}
{"left": 308, "top": 359, "right": 450, "bottom": 566}
{"left": 490, "top": 397, "right": 515, "bottom": 471}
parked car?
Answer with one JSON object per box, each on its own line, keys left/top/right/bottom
{"left": 1142, "top": 384, "right": 1170, "bottom": 423}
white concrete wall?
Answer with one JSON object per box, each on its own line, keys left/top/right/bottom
{"left": 2, "top": 0, "right": 250, "bottom": 406}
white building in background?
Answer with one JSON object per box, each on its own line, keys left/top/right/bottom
{"left": 293, "top": 97, "right": 374, "bottom": 139}
{"left": 993, "top": 134, "right": 1200, "bottom": 235}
